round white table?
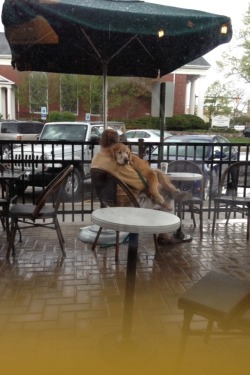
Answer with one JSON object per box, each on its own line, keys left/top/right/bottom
{"left": 92, "top": 207, "right": 180, "bottom": 341}
{"left": 92, "top": 207, "right": 180, "bottom": 234}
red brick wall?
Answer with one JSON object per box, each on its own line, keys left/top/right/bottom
{"left": 0, "top": 65, "right": 187, "bottom": 120}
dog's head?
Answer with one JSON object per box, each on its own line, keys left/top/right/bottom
{"left": 108, "top": 143, "right": 131, "bottom": 165}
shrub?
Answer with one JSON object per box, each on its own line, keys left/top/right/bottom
{"left": 165, "top": 114, "right": 207, "bottom": 131}
{"left": 122, "top": 114, "right": 209, "bottom": 131}
{"left": 48, "top": 111, "right": 76, "bottom": 122}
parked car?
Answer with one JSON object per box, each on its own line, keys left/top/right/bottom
{"left": 243, "top": 126, "right": 250, "bottom": 138}
{"left": 149, "top": 134, "right": 239, "bottom": 199}
{"left": 125, "top": 129, "right": 172, "bottom": 154}
{"left": 0, "top": 120, "right": 44, "bottom": 157}
{"left": 6, "top": 121, "right": 106, "bottom": 200}
{"left": 89, "top": 121, "right": 127, "bottom": 142}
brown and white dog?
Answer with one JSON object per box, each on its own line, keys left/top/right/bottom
{"left": 107, "top": 143, "right": 180, "bottom": 210}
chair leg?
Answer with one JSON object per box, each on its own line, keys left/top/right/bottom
{"left": 204, "top": 319, "right": 214, "bottom": 344}
{"left": 115, "top": 231, "right": 120, "bottom": 261}
{"left": 92, "top": 226, "right": 103, "bottom": 251}
{"left": 225, "top": 204, "right": 232, "bottom": 225}
{"left": 6, "top": 219, "right": 17, "bottom": 259}
{"left": 247, "top": 204, "right": 250, "bottom": 241}
{"left": 153, "top": 234, "right": 158, "bottom": 251}
{"left": 54, "top": 218, "right": 65, "bottom": 244}
{"left": 200, "top": 205, "right": 203, "bottom": 238}
{"left": 54, "top": 218, "right": 66, "bottom": 257}
{"left": 212, "top": 202, "right": 218, "bottom": 235}
{"left": 0, "top": 213, "right": 6, "bottom": 230}
{"left": 177, "top": 309, "right": 194, "bottom": 362}
{"left": 190, "top": 205, "right": 196, "bottom": 227}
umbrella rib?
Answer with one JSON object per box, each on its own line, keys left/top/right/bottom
{"left": 107, "top": 35, "right": 156, "bottom": 64}
{"left": 80, "top": 29, "right": 152, "bottom": 65}
{"left": 80, "top": 28, "right": 102, "bottom": 60}
{"left": 136, "top": 38, "right": 156, "bottom": 62}
{"left": 108, "top": 34, "right": 138, "bottom": 61}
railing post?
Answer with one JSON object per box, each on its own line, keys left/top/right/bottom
{"left": 138, "top": 138, "right": 144, "bottom": 159}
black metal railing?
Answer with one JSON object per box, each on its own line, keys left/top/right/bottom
{"left": 1, "top": 139, "right": 249, "bottom": 222}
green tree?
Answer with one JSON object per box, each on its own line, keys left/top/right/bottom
{"left": 204, "top": 81, "right": 232, "bottom": 122}
{"left": 60, "top": 74, "right": 78, "bottom": 113}
{"left": 78, "top": 75, "right": 151, "bottom": 117}
{"left": 78, "top": 76, "right": 103, "bottom": 114}
{"left": 205, "top": 81, "right": 248, "bottom": 124}
{"left": 30, "top": 72, "right": 48, "bottom": 113}
{"left": 217, "top": 3, "right": 250, "bottom": 83}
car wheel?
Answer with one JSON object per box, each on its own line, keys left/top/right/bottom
{"left": 203, "top": 178, "right": 211, "bottom": 201}
{"left": 1, "top": 144, "right": 10, "bottom": 159}
{"left": 204, "top": 170, "right": 218, "bottom": 200}
{"left": 63, "top": 167, "right": 82, "bottom": 201}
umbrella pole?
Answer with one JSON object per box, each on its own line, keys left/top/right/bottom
{"left": 158, "top": 82, "right": 165, "bottom": 168}
{"left": 103, "top": 64, "right": 108, "bottom": 129}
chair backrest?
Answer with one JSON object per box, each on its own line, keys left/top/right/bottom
{"left": 168, "top": 160, "right": 204, "bottom": 198}
{"left": 168, "top": 160, "right": 203, "bottom": 174}
{"left": 33, "top": 164, "right": 74, "bottom": 217}
{"left": 0, "top": 163, "right": 6, "bottom": 198}
{"left": 219, "top": 161, "right": 250, "bottom": 197}
{"left": 0, "top": 163, "right": 6, "bottom": 172}
{"left": 91, "top": 167, "right": 139, "bottom": 208}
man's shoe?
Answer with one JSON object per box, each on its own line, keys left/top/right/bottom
{"left": 157, "top": 231, "right": 193, "bottom": 245}
{"left": 157, "top": 234, "right": 181, "bottom": 245}
{"left": 173, "top": 231, "right": 193, "bottom": 242}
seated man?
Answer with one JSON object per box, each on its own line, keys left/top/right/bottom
{"left": 91, "top": 129, "right": 191, "bottom": 244}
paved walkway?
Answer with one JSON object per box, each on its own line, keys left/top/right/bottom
{"left": 0, "top": 217, "right": 250, "bottom": 375}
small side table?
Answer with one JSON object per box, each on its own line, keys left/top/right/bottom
{"left": 92, "top": 206, "right": 180, "bottom": 341}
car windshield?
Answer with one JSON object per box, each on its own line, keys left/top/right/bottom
{"left": 158, "top": 139, "right": 212, "bottom": 159}
{"left": 91, "top": 125, "right": 104, "bottom": 137}
{"left": 40, "top": 124, "right": 88, "bottom": 141}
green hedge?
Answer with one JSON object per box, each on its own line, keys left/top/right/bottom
{"left": 48, "top": 111, "right": 76, "bottom": 122}
{"left": 123, "top": 114, "right": 209, "bottom": 131}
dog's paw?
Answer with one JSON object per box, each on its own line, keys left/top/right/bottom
{"left": 162, "top": 202, "right": 173, "bottom": 211}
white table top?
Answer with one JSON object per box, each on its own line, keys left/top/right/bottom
{"left": 0, "top": 170, "right": 25, "bottom": 180}
{"left": 166, "top": 172, "right": 202, "bottom": 181}
{"left": 91, "top": 207, "right": 180, "bottom": 234}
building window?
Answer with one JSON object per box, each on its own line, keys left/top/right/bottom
{"left": 60, "top": 74, "right": 78, "bottom": 114}
{"left": 29, "top": 72, "right": 48, "bottom": 113}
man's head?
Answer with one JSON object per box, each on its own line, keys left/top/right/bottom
{"left": 100, "top": 129, "right": 119, "bottom": 148}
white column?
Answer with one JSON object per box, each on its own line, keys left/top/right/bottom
{"left": 189, "top": 78, "right": 196, "bottom": 115}
{"left": 10, "top": 87, "right": 15, "bottom": 119}
{"left": 197, "top": 77, "right": 205, "bottom": 119}
{"left": 7, "top": 87, "right": 13, "bottom": 119}
{"left": 185, "top": 82, "right": 190, "bottom": 114}
{"left": 0, "top": 88, "right": 3, "bottom": 118}
{"left": 0, "top": 87, "right": 7, "bottom": 119}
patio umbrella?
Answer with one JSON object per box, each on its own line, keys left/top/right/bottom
{"left": 2, "top": 0, "right": 232, "bottom": 126}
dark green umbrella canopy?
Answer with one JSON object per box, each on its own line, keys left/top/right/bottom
{"left": 2, "top": 0, "right": 232, "bottom": 78}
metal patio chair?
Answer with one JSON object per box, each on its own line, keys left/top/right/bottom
{"left": 178, "top": 271, "right": 250, "bottom": 350}
{"left": 6, "top": 164, "right": 74, "bottom": 259}
{"left": 91, "top": 167, "right": 158, "bottom": 261}
{"left": 168, "top": 160, "right": 204, "bottom": 237}
{"left": 212, "top": 161, "right": 250, "bottom": 240}
{"left": 0, "top": 163, "right": 9, "bottom": 236}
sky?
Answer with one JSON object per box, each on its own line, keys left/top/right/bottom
{"left": 0, "top": 0, "right": 249, "bottom": 88}
{"left": 147, "top": 0, "right": 249, "bottom": 88}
